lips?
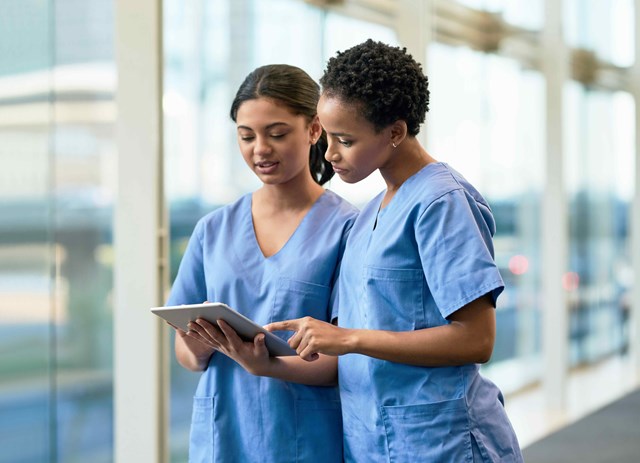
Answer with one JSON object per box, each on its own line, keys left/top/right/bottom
{"left": 331, "top": 164, "right": 347, "bottom": 174}
{"left": 255, "top": 160, "right": 279, "bottom": 174}
{"left": 256, "top": 161, "right": 277, "bottom": 168}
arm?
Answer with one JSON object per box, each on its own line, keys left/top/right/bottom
{"left": 186, "top": 318, "right": 337, "bottom": 386}
{"left": 173, "top": 325, "right": 217, "bottom": 372}
{"left": 266, "top": 293, "right": 496, "bottom": 366}
{"left": 166, "top": 220, "right": 212, "bottom": 371}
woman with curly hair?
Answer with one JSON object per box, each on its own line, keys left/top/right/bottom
{"left": 268, "top": 40, "right": 524, "bottom": 462}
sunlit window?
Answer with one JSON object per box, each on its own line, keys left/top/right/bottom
{"left": 428, "top": 42, "right": 545, "bottom": 392}
{"left": 565, "top": 0, "right": 635, "bottom": 67}
{"left": 564, "top": 83, "right": 634, "bottom": 365}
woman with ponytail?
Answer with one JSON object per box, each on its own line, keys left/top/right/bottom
{"left": 165, "top": 64, "right": 357, "bottom": 463}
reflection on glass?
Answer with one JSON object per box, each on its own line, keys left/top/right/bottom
{"left": 564, "top": 83, "right": 633, "bottom": 366}
{"left": 428, "top": 43, "right": 544, "bottom": 392}
{"left": 0, "top": 0, "right": 116, "bottom": 461}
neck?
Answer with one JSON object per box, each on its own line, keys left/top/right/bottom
{"left": 379, "top": 137, "right": 436, "bottom": 192}
{"left": 256, "top": 175, "right": 324, "bottom": 212}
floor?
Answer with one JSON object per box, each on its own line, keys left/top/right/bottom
{"left": 504, "top": 355, "right": 640, "bottom": 449}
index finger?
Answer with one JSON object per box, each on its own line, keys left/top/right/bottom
{"left": 264, "top": 318, "right": 302, "bottom": 332}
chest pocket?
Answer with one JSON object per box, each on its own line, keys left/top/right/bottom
{"left": 362, "top": 266, "right": 425, "bottom": 331}
{"left": 272, "top": 278, "right": 331, "bottom": 342}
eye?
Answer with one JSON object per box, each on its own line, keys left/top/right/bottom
{"left": 270, "top": 133, "right": 286, "bottom": 139}
{"left": 240, "top": 136, "right": 255, "bottom": 142}
{"left": 338, "top": 139, "right": 352, "bottom": 147}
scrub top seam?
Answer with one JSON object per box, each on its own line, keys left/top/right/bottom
{"left": 415, "top": 187, "right": 467, "bottom": 224}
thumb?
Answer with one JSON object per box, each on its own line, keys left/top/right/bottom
{"left": 255, "top": 333, "right": 266, "bottom": 346}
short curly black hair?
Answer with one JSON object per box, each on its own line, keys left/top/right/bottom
{"left": 319, "top": 39, "right": 429, "bottom": 136}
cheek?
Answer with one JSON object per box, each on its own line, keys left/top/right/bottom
{"left": 287, "top": 140, "right": 311, "bottom": 165}
{"left": 350, "top": 147, "right": 376, "bottom": 169}
{"left": 238, "top": 144, "right": 253, "bottom": 164}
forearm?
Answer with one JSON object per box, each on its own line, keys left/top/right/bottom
{"left": 347, "top": 323, "right": 493, "bottom": 367}
{"left": 260, "top": 354, "right": 338, "bottom": 386}
{"left": 175, "top": 334, "right": 215, "bottom": 372}
{"left": 344, "top": 295, "right": 495, "bottom": 366}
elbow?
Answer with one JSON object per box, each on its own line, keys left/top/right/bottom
{"left": 476, "top": 350, "right": 492, "bottom": 364}
{"left": 177, "top": 357, "right": 206, "bottom": 372}
{"left": 474, "top": 335, "right": 495, "bottom": 364}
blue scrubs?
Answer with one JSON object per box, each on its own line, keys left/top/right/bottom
{"left": 337, "top": 163, "right": 524, "bottom": 462}
{"left": 167, "top": 190, "right": 358, "bottom": 463}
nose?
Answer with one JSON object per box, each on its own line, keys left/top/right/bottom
{"left": 254, "top": 135, "right": 272, "bottom": 156}
{"left": 324, "top": 138, "right": 340, "bottom": 162}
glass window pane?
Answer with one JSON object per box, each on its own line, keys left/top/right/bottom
{"left": 454, "top": 0, "right": 543, "bottom": 30}
{"left": 564, "top": 83, "right": 634, "bottom": 366}
{"left": 428, "top": 43, "right": 545, "bottom": 392}
{"left": 0, "top": 131, "right": 52, "bottom": 463}
{"left": 565, "top": 0, "right": 635, "bottom": 67}
{"left": 0, "top": 1, "right": 116, "bottom": 461}
{"left": 0, "top": 2, "right": 53, "bottom": 462}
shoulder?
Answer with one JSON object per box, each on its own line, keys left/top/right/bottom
{"left": 414, "top": 164, "right": 496, "bottom": 235}
{"left": 319, "top": 189, "right": 360, "bottom": 221}
{"left": 194, "top": 193, "right": 251, "bottom": 236}
{"left": 407, "top": 163, "right": 490, "bottom": 211}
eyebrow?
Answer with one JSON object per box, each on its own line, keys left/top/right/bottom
{"left": 327, "top": 131, "right": 353, "bottom": 137}
{"left": 237, "top": 122, "right": 290, "bottom": 131}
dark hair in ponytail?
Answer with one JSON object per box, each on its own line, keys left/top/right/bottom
{"left": 230, "top": 64, "right": 334, "bottom": 185}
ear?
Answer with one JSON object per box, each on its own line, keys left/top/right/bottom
{"left": 389, "top": 120, "right": 408, "bottom": 148}
{"left": 309, "top": 115, "right": 322, "bottom": 143}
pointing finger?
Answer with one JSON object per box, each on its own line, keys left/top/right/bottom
{"left": 264, "top": 318, "right": 301, "bottom": 332}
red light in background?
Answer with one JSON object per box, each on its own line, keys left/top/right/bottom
{"left": 562, "top": 272, "right": 580, "bottom": 291}
{"left": 508, "top": 255, "right": 529, "bottom": 275}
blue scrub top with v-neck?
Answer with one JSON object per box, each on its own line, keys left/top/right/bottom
{"left": 336, "top": 163, "right": 523, "bottom": 462}
{"left": 167, "top": 189, "right": 358, "bottom": 463}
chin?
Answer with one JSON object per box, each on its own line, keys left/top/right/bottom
{"left": 338, "top": 172, "right": 365, "bottom": 184}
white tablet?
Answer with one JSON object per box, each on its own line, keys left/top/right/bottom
{"left": 150, "top": 302, "right": 297, "bottom": 357}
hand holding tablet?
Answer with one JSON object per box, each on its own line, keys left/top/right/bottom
{"left": 151, "top": 302, "right": 297, "bottom": 357}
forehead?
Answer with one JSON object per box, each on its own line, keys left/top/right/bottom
{"left": 317, "top": 94, "right": 374, "bottom": 134}
{"left": 236, "top": 97, "right": 299, "bottom": 125}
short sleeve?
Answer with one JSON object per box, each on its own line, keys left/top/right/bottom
{"left": 416, "top": 189, "right": 504, "bottom": 319}
{"left": 165, "top": 219, "right": 208, "bottom": 306}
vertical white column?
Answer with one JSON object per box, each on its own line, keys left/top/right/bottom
{"left": 631, "top": 0, "right": 640, "bottom": 382}
{"left": 396, "top": 0, "right": 433, "bottom": 147}
{"left": 541, "top": 0, "right": 569, "bottom": 410}
{"left": 114, "top": 0, "right": 168, "bottom": 462}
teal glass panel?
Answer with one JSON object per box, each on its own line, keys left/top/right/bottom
{"left": 0, "top": 1, "right": 116, "bottom": 461}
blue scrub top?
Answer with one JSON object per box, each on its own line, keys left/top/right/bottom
{"left": 336, "top": 163, "right": 524, "bottom": 462}
{"left": 167, "top": 190, "right": 358, "bottom": 463}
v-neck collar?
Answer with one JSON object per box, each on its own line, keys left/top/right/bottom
{"left": 248, "top": 190, "right": 328, "bottom": 260}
